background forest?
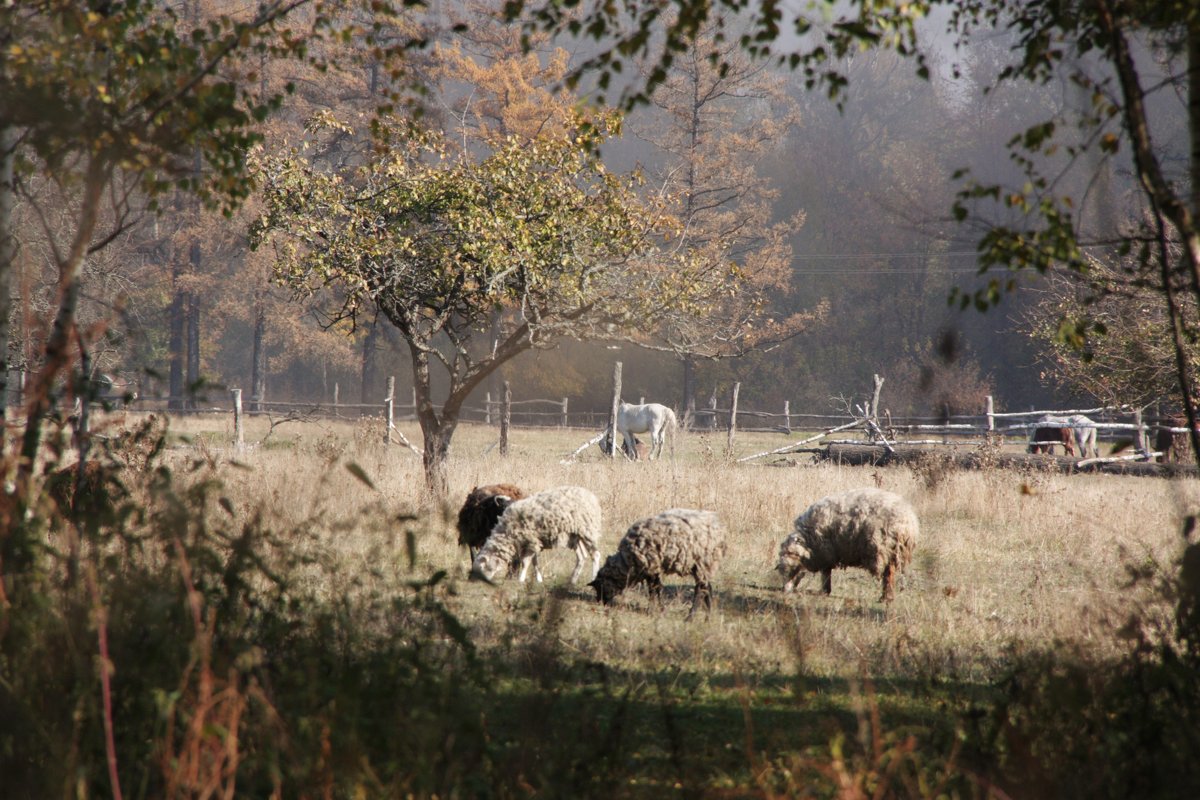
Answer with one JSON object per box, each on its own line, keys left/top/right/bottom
{"left": 10, "top": 0, "right": 1166, "bottom": 422}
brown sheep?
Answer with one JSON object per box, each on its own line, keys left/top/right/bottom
{"left": 456, "top": 483, "right": 527, "bottom": 562}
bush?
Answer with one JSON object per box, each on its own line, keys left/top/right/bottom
{"left": 964, "top": 523, "right": 1200, "bottom": 798}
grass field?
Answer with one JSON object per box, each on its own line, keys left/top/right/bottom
{"left": 128, "top": 411, "right": 1195, "bottom": 796}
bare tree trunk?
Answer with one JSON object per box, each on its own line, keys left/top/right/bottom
{"left": 681, "top": 356, "right": 696, "bottom": 430}
{"left": 9, "top": 158, "right": 107, "bottom": 580}
{"left": 250, "top": 303, "right": 266, "bottom": 412}
{"left": 168, "top": 280, "right": 186, "bottom": 411}
{"left": 360, "top": 317, "right": 379, "bottom": 404}
{"left": 186, "top": 287, "right": 200, "bottom": 410}
{"left": 0, "top": 125, "right": 14, "bottom": 447}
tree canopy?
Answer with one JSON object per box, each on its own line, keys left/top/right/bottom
{"left": 254, "top": 112, "right": 749, "bottom": 492}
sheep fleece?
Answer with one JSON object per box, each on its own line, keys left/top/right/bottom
{"left": 780, "top": 488, "right": 918, "bottom": 586}
{"left": 456, "top": 483, "right": 527, "bottom": 551}
{"left": 474, "top": 486, "right": 602, "bottom": 578}
{"left": 596, "top": 508, "right": 727, "bottom": 593}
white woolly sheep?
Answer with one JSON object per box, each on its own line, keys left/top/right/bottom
{"left": 470, "top": 485, "right": 602, "bottom": 585}
{"left": 589, "top": 508, "right": 727, "bottom": 620}
{"left": 776, "top": 488, "right": 919, "bottom": 603}
{"left": 456, "top": 483, "right": 527, "bottom": 563}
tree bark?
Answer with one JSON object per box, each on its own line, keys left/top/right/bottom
{"left": 168, "top": 280, "right": 186, "bottom": 411}
{"left": 186, "top": 284, "right": 200, "bottom": 410}
{"left": 360, "top": 318, "right": 379, "bottom": 404}
{"left": 0, "top": 125, "right": 14, "bottom": 447}
{"left": 251, "top": 302, "right": 266, "bottom": 412}
{"left": 681, "top": 355, "right": 696, "bottom": 430}
{"left": 8, "top": 157, "right": 107, "bottom": 579}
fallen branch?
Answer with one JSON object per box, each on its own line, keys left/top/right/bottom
{"left": 561, "top": 430, "right": 608, "bottom": 464}
{"left": 1076, "top": 452, "right": 1159, "bottom": 468}
{"left": 386, "top": 422, "right": 423, "bottom": 457}
{"left": 736, "top": 419, "right": 865, "bottom": 463}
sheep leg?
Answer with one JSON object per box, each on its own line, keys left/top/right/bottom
{"left": 821, "top": 569, "right": 832, "bottom": 595}
{"left": 647, "top": 576, "right": 664, "bottom": 609}
{"left": 687, "top": 580, "right": 713, "bottom": 621}
{"left": 880, "top": 564, "right": 896, "bottom": 603}
{"left": 569, "top": 543, "right": 586, "bottom": 584}
{"left": 532, "top": 552, "right": 544, "bottom": 583}
{"left": 516, "top": 554, "right": 534, "bottom": 583}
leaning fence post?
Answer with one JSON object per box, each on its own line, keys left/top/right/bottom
{"left": 607, "top": 362, "right": 623, "bottom": 459}
{"left": 384, "top": 376, "right": 395, "bottom": 444}
{"left": 561, "top": 397, "right": 569, "bottom": 428}
{"left": 232, "top": 388, "right": 244, "bottom": 449}
{"left": 783, "top": 400, "right": 791, "bottom": 434}
{"left": 500, "top": 381, "right": 512, "bottom": 456}
{"left": 726, "top": 382, "right": 741, "bottom": 454}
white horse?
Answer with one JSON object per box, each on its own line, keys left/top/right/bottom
{"left": 614, "top": 401, "right": 677, "bottom": 461}
{"left": 1067, "top": 414, "right": 1099, "bottom": 458}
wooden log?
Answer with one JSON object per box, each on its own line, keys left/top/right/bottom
{"left": 500, "top": 381, "right": 511, "bottom": 456}
{"left": 383, "top": 376, "right": 394, "bottom": 444}
{"left": 232, "top": 388, "right": 244, "bottom": 448}
{"left": 727, "top": 382, "right": 740, "bottom": 454}
{"left": 814, "top": 443, "right": 1200, "bottom": 477}
{"left": 607, "top": 362, "right": 622, "bottom": 459}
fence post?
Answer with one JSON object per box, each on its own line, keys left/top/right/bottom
{"left": 410, "top": 386, "right": 416, "bottom": 418}
{"left": 1133, "top": 407, "right": 1146, "bottom": 455}
{"left": 333, "top": 383, "right": 340, "bottom": 417}
{"left": 232, "top": 388, "right": 244, "bottom": 448}
{"left": 727, "top": 382, "right": 740, "bottom": 454}
{"left": 561, "top": 397, "right": 569, "bottom": 428}
{"left": 986, "top": 395, "right": 995, "bottom": 433}
{"left": 639, "top": 396, "right": 645, "bottom": 405}
{"left": 707, "top": 392, "right": 718, "bottom": 431}
{"left": 485, "top": 391, "right": 493, "bottom": 425}
{"left": 384, "top": 376, "right": 395, "bottom": 444}
{"left": 783, "top": 400, "right": 791, "bottom": 434}
{"left": 500, "top": 381, "right": 512, "bottom": 456}
{"left": 607, "top": 361, "right": 623, "bottom": 459}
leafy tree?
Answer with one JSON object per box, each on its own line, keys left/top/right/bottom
{"left": 254, "top": 114, "right": 746, "bottom": 494}
{"left": 631, "top": 14, "right": 819, "bottom": 422}
{"left": 505, "top": 0, "right": 1200, "bottom": 442}
{"left": 1026, "top": 250, "right": 1200, "bottom": 408}
{"left": 0, "top": 0, "right": 423, "bottom": 582}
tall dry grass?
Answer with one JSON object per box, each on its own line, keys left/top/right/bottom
{"left": 160, "top": 411, "right": 1194, "bottom": 685}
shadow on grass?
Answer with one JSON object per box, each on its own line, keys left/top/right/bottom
{"left": 476, "top": 654, "right": 996, "bottom": 799}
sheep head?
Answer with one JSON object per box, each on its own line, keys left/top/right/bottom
{"left": 776, "top": 533, "right": 812, "bottom": 592}
{"left": 471, "top": 547, "right": 512, "bottom": 582}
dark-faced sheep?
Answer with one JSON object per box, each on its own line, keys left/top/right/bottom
{"left": 776, "top": 488, "right": 919, "bottom": 603}
{"left": 590, "top": 508, "right": 727, "bottom": 620}
{"left": 456, "top": 483, "right": 527, "bottom": 562}
{"left": 470, "top": 486, "right": 602, "bottom": 585}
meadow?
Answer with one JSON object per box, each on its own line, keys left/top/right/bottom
{"left": 6, "top": 411, "right": 1197, "bottom": 798}
{"left": 149, "top": 411, "right": 1195, "bottom": 797}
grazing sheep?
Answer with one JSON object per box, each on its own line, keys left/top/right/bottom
{"left": 776, "top": 488, "right": 919, "bottom": 603}
{"left": 471, "top": 486, "right": 602, "bottom": 585}
{"left": 456, "top": 483, "right": 527, "bottom": 562}
{"left": 590, "top": 508, "right": 727, "bottom": 620}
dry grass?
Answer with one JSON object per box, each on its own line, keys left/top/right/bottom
{"left": 151, "top": 411, "right": 1193, "bottom": 689}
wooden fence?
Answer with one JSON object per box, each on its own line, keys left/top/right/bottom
{"left": 65, "top": 369, "right": 1192, "bottom": 463}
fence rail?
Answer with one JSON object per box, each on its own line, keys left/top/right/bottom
{"left": 53, "top": 370, "right": 1190, "bottom": 465}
